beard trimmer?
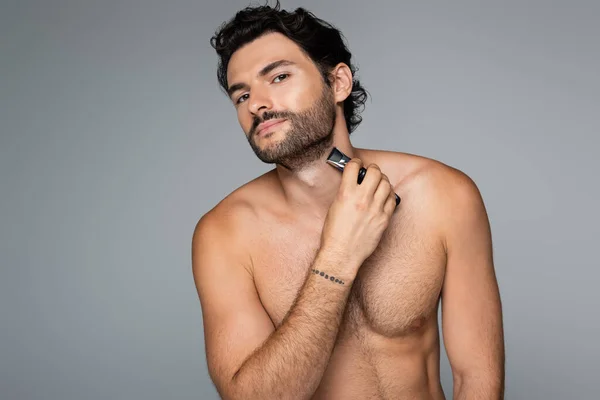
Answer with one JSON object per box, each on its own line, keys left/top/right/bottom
{"left": 326, "top": 147, "right": 401, "bottom": 206}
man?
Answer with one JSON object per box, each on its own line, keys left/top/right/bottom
{"left": 192, "top": 2, "right": 505, "bottom": 399}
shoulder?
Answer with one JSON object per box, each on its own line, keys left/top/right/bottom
{"left": 424, "top": 159, "right": 486, "bottom": 218}
{"left": 400, "top": 153, "right": 486, "bottom": 219}
{"left": 190, "top": 191, "right": 261, "bottom": 294}
{"left": 373, "top": 149, "right": 488, "bottom": 239}
{"left": 366, "top": 148, "right": 479, "bottom": 193}
{"left": 194, "top": 167, "right": 278, "bottom": 229}
{"left": 373, "top": 149, "right": 482, "bottom": 201}
{"left": 191, "top": 171, "right": 275, "bottom": 262}
{"left": 420, "top": 158, "right": 482, "bottom": 202}
{"left": 405, "top": 156, "right": 490, "bottom": 251}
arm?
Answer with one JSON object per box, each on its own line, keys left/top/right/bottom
{"left": 191, "top": 211, "right": 356, "bottom": 400}
{"left": 439, "top": 171, "right": 505, "bottom": 399}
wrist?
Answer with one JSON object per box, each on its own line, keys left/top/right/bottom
{"left": 314, "top": 247, "right": 360, "bottom": 283}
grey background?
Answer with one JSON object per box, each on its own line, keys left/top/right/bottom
{"left": 1, "top": 0, "right": 598, "bottom": 399}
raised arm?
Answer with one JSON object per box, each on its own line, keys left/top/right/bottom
{"left": 192, "top": 209, "right": 354, "bottom": 400}
{"left": 191, "top": 159, "right": 399, "bottom": 399}
{"left": 439, "top": 169, "right": 505, "bottom": 399}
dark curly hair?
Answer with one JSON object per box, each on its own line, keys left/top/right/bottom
{"left": 210, "top": 0, "right": 368, "bottom": 134}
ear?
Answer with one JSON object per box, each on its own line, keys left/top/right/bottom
{"left": 328, "top": 63, "right": 353, "bottom": 104}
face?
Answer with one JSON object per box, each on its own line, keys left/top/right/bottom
{"left": 226, "top": 32, "right": 338, "bottom": 170}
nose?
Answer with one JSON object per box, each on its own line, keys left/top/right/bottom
{"left": 247, "top": 86, "right": 273, "bottom": 116}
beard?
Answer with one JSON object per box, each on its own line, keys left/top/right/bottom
{"left": 246, "top": 85, "right": 337, "bottom": 171}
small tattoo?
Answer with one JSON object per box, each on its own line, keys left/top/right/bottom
{"left": 311, "top": 269, "right": 344, "bottom": 285}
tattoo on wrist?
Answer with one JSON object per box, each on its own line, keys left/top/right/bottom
{"left": 311, "top": 269, "right": 345, "bottom": 285}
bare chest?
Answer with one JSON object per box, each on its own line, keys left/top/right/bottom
{"left": 250, "top": 211, "right": 446, "bottom": 338}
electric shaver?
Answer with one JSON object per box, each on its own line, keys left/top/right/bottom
{"left": 326, "top": 147, "right": 401, "bottom": 206}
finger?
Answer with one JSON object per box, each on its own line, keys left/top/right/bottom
{"left": 358, "top": 164, "right": 382, "bottom": 197}
{"left": 383, "top": 190, "right": 398, "bottom": 217}
{"left": 341, "top": 158, "right": 363, "bottom": 188}
{"left": 373, "top": 174, "right": 392, "bottom": 208}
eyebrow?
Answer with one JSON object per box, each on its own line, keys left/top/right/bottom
{"left": 227, "top": 59, "right": 296, "bottom": 99}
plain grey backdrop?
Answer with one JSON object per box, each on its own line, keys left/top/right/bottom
{"left": 1, "top": 0, "right": 598, "bottom": 399}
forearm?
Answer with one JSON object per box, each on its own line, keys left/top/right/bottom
{"left": 230, "top": 250, "right": 356, "bottom": 400}
{"left": 454, "top": 373, "right": 504, "bottom": 400}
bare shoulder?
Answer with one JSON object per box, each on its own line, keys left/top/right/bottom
{"left": 374, "top": 149, "right": 490, "bottom": 256}
{"left": 193, "top": 169, "right": 277, "bottom": 231}
{"left": 396, "top": 152, "right": 490, "bottom": 243}
{"left": 193, "top": 190, "right": 251, "bottom": 245}
{"left": 365, "top": 148, "right": 488, "bottom": 230}
{"left": 191, "top": 171, "right": 276, "bottom": 270}
{"left": 365, "top": 148, "right": 483, "bottom": 201}
{"left": 412, "top": 156, "right": 487, "bottom": 215}
{"left": 415, "top": 156, "right": 482, "bottom": 201}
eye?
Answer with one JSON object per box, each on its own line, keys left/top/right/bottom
{"left": 273, "top": 73, "right": 289, "bottom": 83}
{"left": 236, "top": 93, "right": 249, "bottom": 104}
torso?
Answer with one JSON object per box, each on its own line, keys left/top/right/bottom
{"left": 233, "top": 150, "right": 448, "bottom": 399}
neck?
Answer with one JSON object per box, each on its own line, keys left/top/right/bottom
{"left": 274, "top": 128, "right": 362, "bottom": 221}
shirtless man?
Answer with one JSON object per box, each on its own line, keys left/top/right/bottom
{"left": 192, "top": 2, "right": 504, "bottom": 399}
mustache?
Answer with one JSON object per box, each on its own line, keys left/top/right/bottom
{"left": 250, "top": 111, "right": 294, "bottom": 137}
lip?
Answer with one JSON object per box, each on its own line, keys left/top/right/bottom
{"left": 256, "top": 119, "right": 286, "bottom": 136}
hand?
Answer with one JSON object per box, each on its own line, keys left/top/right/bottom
{"left": 320, "top": 158, "right": 398, "bottom": 274}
